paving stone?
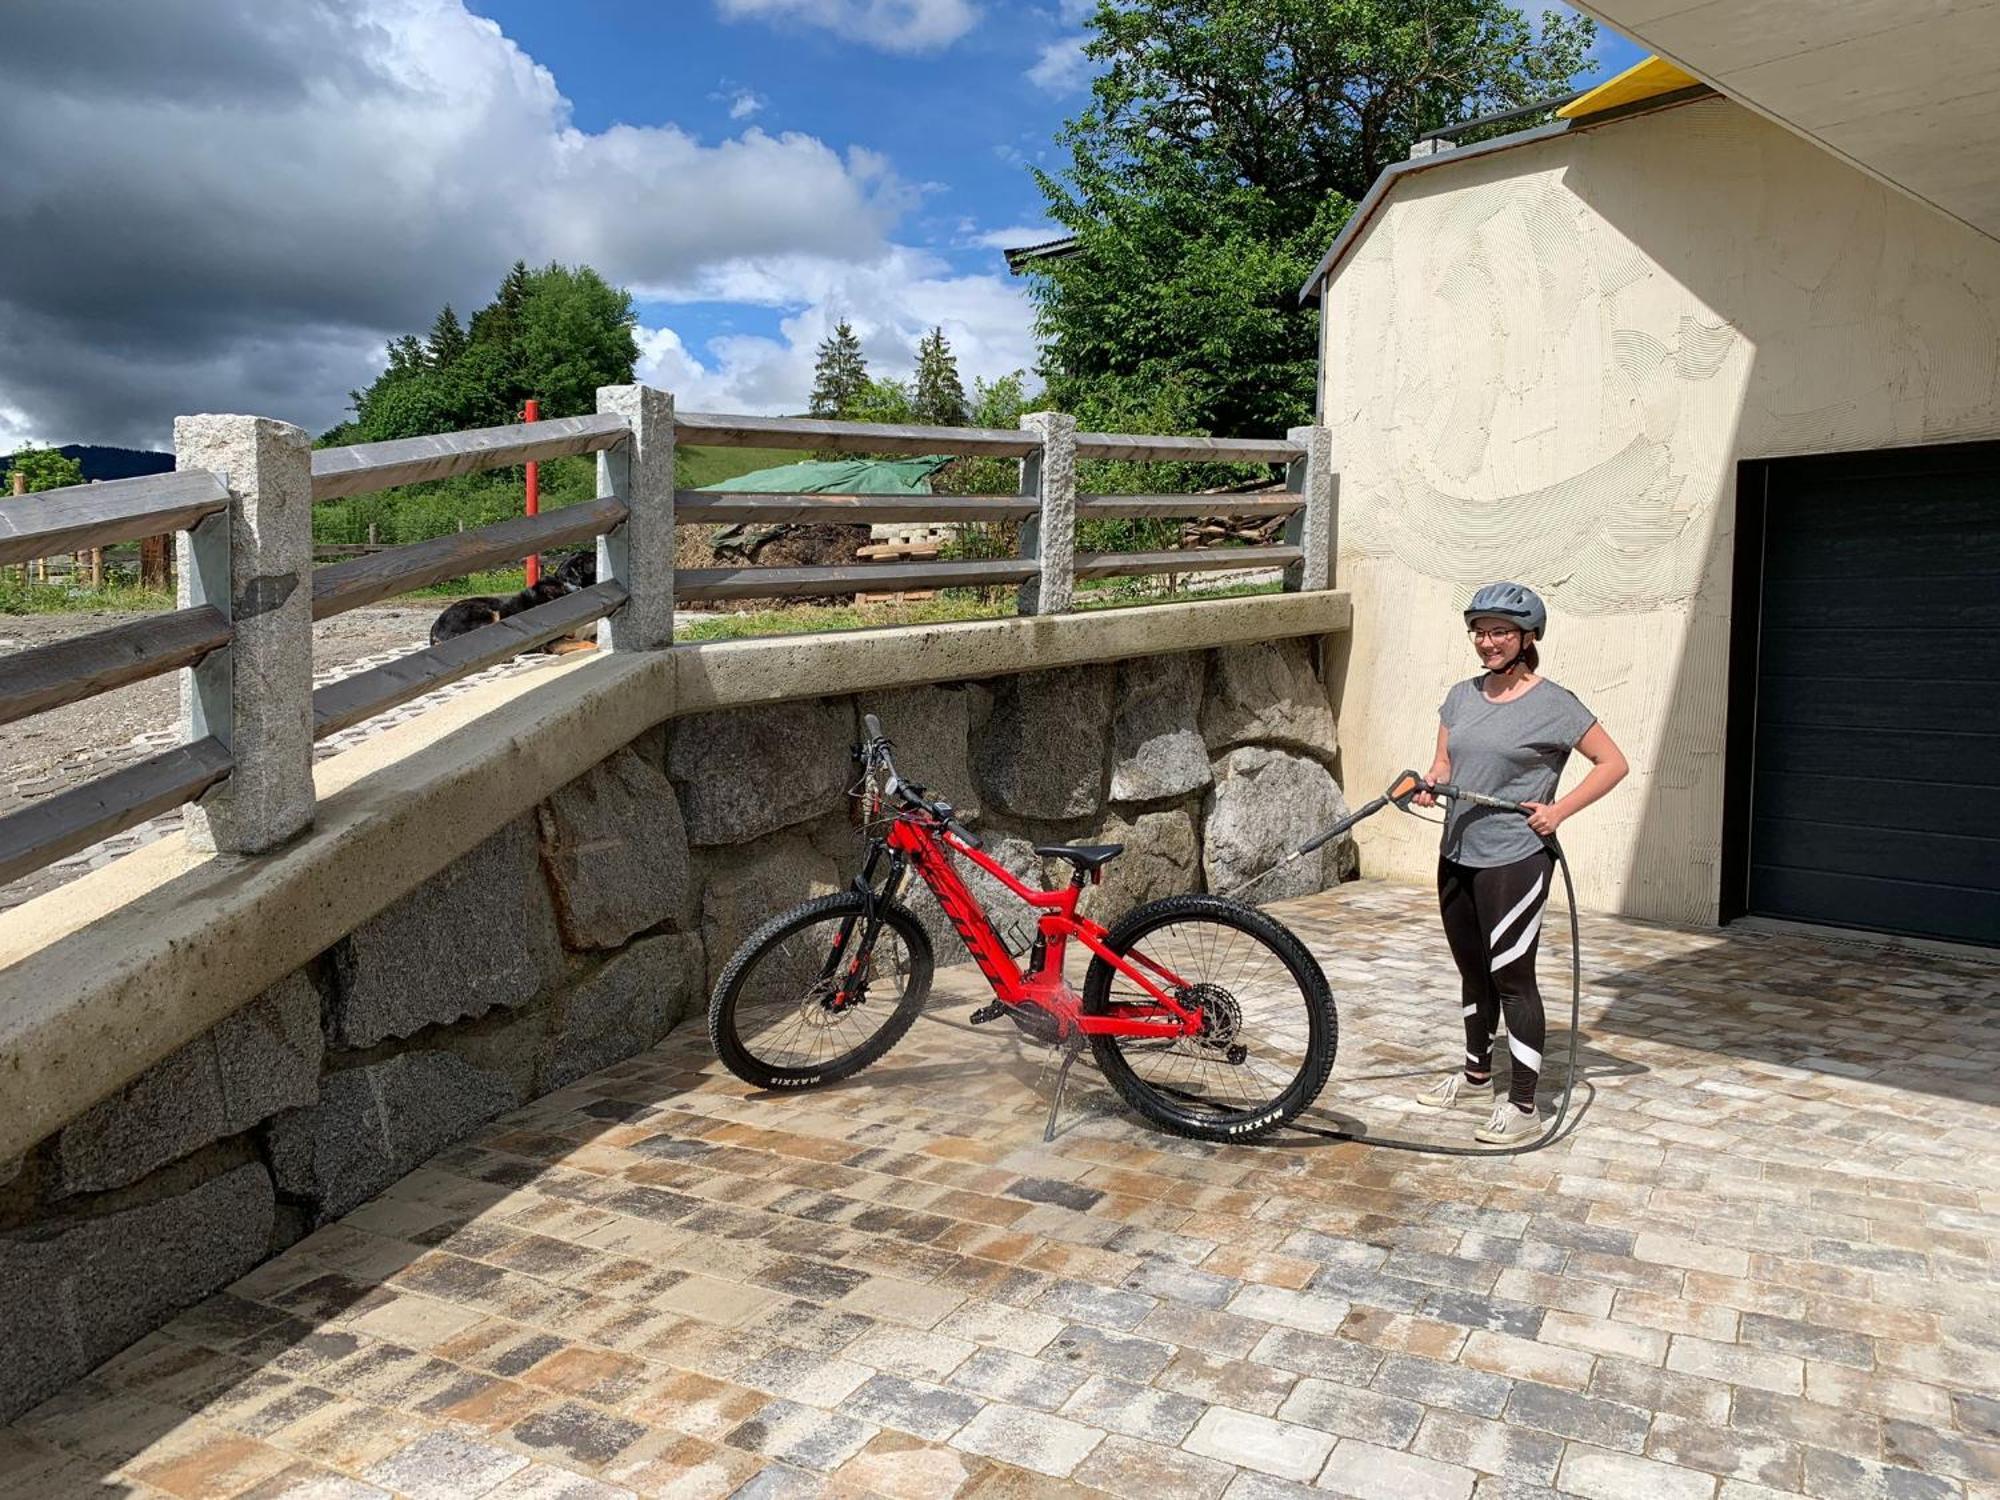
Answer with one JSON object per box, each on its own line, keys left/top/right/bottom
{"left": 948, "top": 1348, "right": 1087, "bottom": 1412}
{"left": 1182, "top": 1406, "right": 1334, "bottom": 1483}
{"left": 1073, "top": 1432, "right": 1234, "bottom": 1500}
{"left": 1157, "top": 1351, "right": 1300, "bottom": 1416}
{"left": 1648, "top": 1411, "right": 1802, "bottom": 1490}
{"left": 1586, "top": 1359, "right": 1731, "bottom": 1424}
{"left": 509, "top": 1401, "right": 648, "bottom": 1468}
{"left": 829, "top": 1429, "right": 986, "bottom": 1500}
{"left": 362, "top": 1430, "right": 530, "bottom": 1500}
{"left": 1951, "top": 1391, "right": 2000, "bottom": 1441}
{"left": 1045, "top": 1323, "right": 1175, "bottom": 1382}
{"left": 1540, "top": 1310, "right": 1669, "bottom": 1365}
{"left": 1666, "top": 1335, "right": 1805, "bottom": 1396}
{"left": 1502, "top": 1382, "right": 1650, "bottom": 1453}
{"left": 1275, "top": 1378, "right": 1424, "bottom": 1447}
{"left": 1556, "top": 1445, "right": 1717, "bottom": 1500}
{"left": 1141, "top": 1303, "right": 1271, "bottom": 1360}
{"left": 843, "top": 1372, "right": 985, "bottom": 1441}
{"left": 1458, "top": 1331, "right": 1593, "bottom": 1390}
{"left": 1229, "top": 1284, "right": 1354, "bottom": 1334}
{"left": 1123, "top": 1257, "right": 1241, "bottom": 1311}
{"left": 1369, "top": 1354, "right": 1512, "bottom": 1419}
{"left": 1317, "top": 1437, "right": 1478, "bottom": 1500}
{"left": 1034, "top": 1279, "right": 1156, "bottom": 1329}
{"left": 1738, "top": 1312, "right": 1875, "bottom": 1370}
{"left": 1062, "top": 1374, "right": 1207, "bottom": 1444}
{"left": 1800, "top": 1445, "right": 1961, "bottom": 1500}
{"left": 726, "top": 1398, "right": 879, "bottom": 1472}
{"left": 934, "top": 1300, "right": 1065, "bottom": 1356}
{"left": 1249, "top": 1327, "right": 1382, "bottom": 1385}
{"left": 481, "top": 1465, "right": 638, "bottom": 1500}
{"left": 950, "top": 1401, "right": 1105, "bottom": 1478}
{"left": 1409, "top": 1411, "right": 1564, "bottom": 1484}
{"left": 1881, "top": 1419, "right": 2000, "bottom": 1486}
{"left": 736, "top": 1344, "right": 872, "bottom": 1405}
{"left": 1418, "top": 1291, "right": 1545, "bottom": 1340}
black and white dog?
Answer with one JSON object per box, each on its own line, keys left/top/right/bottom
{"left": 428, "top": 550, "right": 597, "bottom": 650}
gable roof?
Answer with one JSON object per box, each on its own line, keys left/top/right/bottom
{"left": 1297, "top": 69, "right": 1717, "bottom": 304}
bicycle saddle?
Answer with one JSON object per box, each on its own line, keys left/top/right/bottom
{"left": 1036, "top": 843, "right": 1124, "bottom": 872}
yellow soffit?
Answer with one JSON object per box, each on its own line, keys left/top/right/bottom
{"left": 1556, "top": 54, "right": 1702, "bottom": 119}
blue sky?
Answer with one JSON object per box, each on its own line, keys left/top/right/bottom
{"left": 0, "top": 0, "right": 1646, "bottom": 447}
{"left": 467, "top": 0, "right": 1645, "bottom": 410}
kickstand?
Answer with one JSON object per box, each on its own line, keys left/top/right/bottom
{"left": 1043, "top": 1035, "right": 1084, "bottom": 1143}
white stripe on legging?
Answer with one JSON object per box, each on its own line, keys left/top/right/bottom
{"left": 1491, "top": 906, "right": 1544, "bottom": 971}
{"left": 1509, "top": 1033, "right": 1543, "bottom": 1073}
{"left": 1488, "top": 870, "right": 1547, "bottom": 949}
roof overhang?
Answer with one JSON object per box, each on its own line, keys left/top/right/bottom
{"left": 1563, "top": 0, "right": 2000, "bottom": 244}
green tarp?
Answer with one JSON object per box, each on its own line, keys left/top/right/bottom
{"left": 699, "top": 456, "right": 952, "bottom": 494}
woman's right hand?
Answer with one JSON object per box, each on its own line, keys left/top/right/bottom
{"left": 1413, "top": 776, "right": 1440, "bottom": 809}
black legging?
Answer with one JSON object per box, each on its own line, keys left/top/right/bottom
{"left": 1437, "top": 850, "right": 1553, "bottom": 1111}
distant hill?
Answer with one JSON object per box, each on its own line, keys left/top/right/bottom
{"left": 2, "top": 444, "right": 174, "bottom": 484}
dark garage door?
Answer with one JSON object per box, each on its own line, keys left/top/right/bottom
{"left": 1730, "top": 442, "right": 2000, "bottom": 947}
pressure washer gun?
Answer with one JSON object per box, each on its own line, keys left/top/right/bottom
{"left": 1296, "top": 771, "right": 1528, "bottom": 854}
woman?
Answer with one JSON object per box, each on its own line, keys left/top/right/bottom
{"left": 1412, "top": 582, "right": 1628, "bottom": 1144}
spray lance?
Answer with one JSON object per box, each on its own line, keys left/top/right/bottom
{"left": 1224, "top": 770, "right": 1586, "bottom": 1158}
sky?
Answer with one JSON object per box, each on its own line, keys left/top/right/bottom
{"left": 0, "top": 0, "right": 1645, "bottom": 452}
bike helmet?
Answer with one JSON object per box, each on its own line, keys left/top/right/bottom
{"left": 1463, "top": 581, "right": 1547, "bottom": 639}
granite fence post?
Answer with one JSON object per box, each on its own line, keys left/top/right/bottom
{"left": 1283, "top": 424, "right": 1336, "bottom": 592}
{"left": 172, "top": 414, "right": 315, "bottom": 853}
{"left": 596, "top": 384, "right": 675, "bottom": 650}
{"left": 1017, "top": 410, "right": 1077, "bottom": 615}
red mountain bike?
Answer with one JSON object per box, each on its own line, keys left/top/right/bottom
{"left": 707, "top": 714, "right": 1338, "bottom": 1143}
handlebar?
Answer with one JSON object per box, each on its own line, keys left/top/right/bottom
{"left": 857, "top": 712, "right": 983, "bottom": 848}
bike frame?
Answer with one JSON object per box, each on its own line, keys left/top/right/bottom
{"left": 859, "top": 809, "right": 1204, "bottom": 1041}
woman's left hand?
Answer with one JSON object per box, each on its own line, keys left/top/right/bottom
{"left": 1522, "top": 801, "right": 1565, "bottom": 837}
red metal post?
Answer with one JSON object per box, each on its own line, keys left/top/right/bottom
{"left": 523, "top": 398, "right": 540, "bottom": 587}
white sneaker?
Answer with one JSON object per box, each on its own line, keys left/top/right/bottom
{"left": 1417, "top": 1073, "right": 1486, "bottom": 1108}
{"left": 1474, "top": 1101, "right": 1540, "bottom": 1145}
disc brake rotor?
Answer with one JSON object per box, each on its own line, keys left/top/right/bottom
{"left": 1179, "top": 982, "right": 1247, "bottom": 1061}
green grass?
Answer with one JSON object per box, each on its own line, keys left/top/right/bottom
{"left": 676, "top": 445, "right": 800, "bottom": 489}
{"left": 0, "top": 578, "right": 175, "bottom": 614}
{"left": 674, "top": 577, "right": 1284, "bottom": 642}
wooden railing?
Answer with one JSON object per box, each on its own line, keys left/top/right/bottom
{"left": 0, "top": 385, "right": 1333, "bottom": 889}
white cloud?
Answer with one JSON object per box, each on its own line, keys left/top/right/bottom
{"left": 1055, "top": 0, "right": 1097, "bottom": 22}
{"left": 965, "top": 224, "right": 1064, "bottom": 250}
{"left": 0, "top": 0, "right": 907, "bottom": 446}
{"left": 636, "top": 247, "right": 1037, "bottom": 415}
{"left": 715, "top": 0, "right": 981, "bottom": 54}
{"left": 1026, "top": 36, "right": 1094, "bottom": 94}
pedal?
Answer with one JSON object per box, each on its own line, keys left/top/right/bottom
{"left": 969, "top": 1000, "right": 1007, "bottom": 1026}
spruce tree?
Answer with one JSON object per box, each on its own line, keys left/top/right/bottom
{"left": 911, "top": 326, "right": 967, "bottom": 426}
{"left": 808, "top": 320, "right": 868, "bottom": 419}
{"left": 426, "top": 305, "right": 468, "bottom": 366}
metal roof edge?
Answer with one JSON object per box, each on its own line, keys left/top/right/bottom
{"left": 1296, "top": 85, "right": 1721, "bottom": 305}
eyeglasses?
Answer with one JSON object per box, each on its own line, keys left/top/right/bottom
{"left": 1468, "top": 626, "right": 1521, "bottom": 643}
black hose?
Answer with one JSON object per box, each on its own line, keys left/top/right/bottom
{"left": 1306, "top": 837, "right": 1582, "bottom": 1158}
{"left": 1222, "top": 777, "right": 1586, "bottom": 1159}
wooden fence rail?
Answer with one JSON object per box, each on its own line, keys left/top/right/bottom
{"left": 0, "top": 385, "right": 1335, "bottom": 892}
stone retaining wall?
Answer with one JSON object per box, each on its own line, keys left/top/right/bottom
{"left": 0, "top": 635, "right": 1350, "bottom": 1421}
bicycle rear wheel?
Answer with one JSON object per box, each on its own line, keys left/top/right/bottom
{"left": 1081, "top": 894, "right": 1336, "bottom": 1141}
{"left": 709, "top": 891, "right": 934, "bottom": 1089}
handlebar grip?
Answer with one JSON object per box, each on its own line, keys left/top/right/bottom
{"left": 946, "top": 819, "right": 983, "bottom": 849}
{"left": 863, "top": 713, "right": 884, "bottom": 743}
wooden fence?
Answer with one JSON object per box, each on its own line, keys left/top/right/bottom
{"left": 0, "top": 388, "right": 1334, "bottom": 888}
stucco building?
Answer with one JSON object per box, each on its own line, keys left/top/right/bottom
{"left": 1304, "top": 15, "right": 2000, "bottom": 947}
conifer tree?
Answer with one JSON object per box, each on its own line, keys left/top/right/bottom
{"left": 911, "top": 326, "right": 967, "bottom": 427}
{"left": 426, "top": 305, "right": 468, "bottom": 366}
{"left": 808, "top": 320, "right": 869, "bottom": 419}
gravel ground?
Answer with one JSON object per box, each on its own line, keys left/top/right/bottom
{"left": 0, "top": 606, "right": 443, "bottom": 819}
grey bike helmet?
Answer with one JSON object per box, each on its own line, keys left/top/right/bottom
{"left": 1463, "top": 581, "right": 1547, "bottom": 639}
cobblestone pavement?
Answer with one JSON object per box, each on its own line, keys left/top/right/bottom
{"left": 4, "top": 882, "right": 1996, "bottom": 1499}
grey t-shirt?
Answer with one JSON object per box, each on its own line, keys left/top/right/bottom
{"left": 1439, "top": 677, "right": 1597, "bottom": 867}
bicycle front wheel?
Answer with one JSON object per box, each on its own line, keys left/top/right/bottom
{"left": 708, "top": 891, "right": 934, "bottom": 1089}
{"left": 1081, "top": 894, "right": 1336, "bottom": 1141}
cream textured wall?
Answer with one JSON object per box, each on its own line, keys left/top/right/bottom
{"left": 1320, "top": 96, "right": 2000, "bottom": 923}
